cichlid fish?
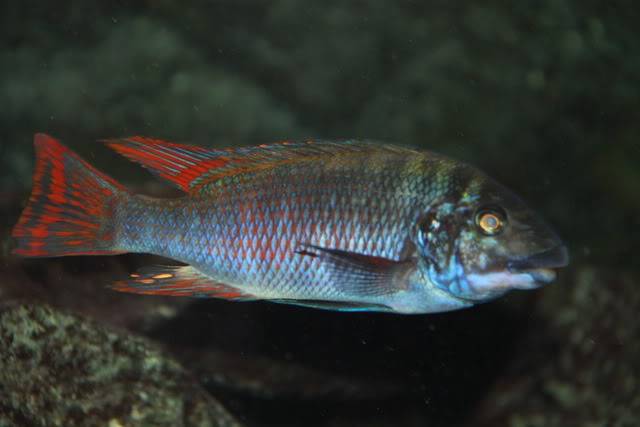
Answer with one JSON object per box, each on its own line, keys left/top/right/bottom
{"left": 12, "top": 134, "right": 568, "bottom": 314}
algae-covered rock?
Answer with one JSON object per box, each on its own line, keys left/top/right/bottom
{"left": 0, "top": 303, "right": 241, "bottom": 427}
{"left": 472, "top": 267, "right": 640, "bottom": 426}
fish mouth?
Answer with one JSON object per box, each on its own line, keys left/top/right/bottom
{"left": 449, "top": 245, "right": 570, "bottom": 301}
{"left": 506, "top": 245, "right": 569, "bottom": 288}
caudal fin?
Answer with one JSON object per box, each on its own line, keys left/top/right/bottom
{"left": 12, "top": 134, "right": 129, "bottom": 257}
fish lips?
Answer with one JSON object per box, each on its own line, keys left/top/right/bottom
{"left": 506, "top": 245, "right": 569, "bottom": 288}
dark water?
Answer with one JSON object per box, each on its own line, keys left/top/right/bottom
{"left": 1, "top": 2, "right": 638, "bottom": 426}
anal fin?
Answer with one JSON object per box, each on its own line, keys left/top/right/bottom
{"left": 112, "top": 265, "right": 253, "bottom": 300}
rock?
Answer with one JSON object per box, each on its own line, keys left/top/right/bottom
{"left": 0, "top": 303, "right": 241, "bottom": 427}
{"left": 471, "top": 267, "right": 640, "bottom": 426}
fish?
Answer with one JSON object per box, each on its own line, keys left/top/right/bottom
{"left": 11, "top": 133, "right": 569, "bottom": 314}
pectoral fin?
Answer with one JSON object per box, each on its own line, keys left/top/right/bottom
{"left": 296, "top": 244, "right": 414, "bottom": 297}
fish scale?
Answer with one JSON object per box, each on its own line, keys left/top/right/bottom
{"left": 115, "top": 157, "right": 426, "bottom": 301}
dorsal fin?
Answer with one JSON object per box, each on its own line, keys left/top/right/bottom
{"left": 104, "top": 137, "right": 231, "bottom": 192}
{"left": 104, "top": 137, "right": 414, "bottom": 193}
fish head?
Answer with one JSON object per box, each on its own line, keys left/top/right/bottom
{"left": 415, "top": 173, "right": 569, "bottom": 305}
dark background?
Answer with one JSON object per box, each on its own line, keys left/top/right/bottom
{"left": 2, "top": 1, "right": 638, "bottom": 267}
{"left": 1, "top": 1, "right": 638, "bottom": 426}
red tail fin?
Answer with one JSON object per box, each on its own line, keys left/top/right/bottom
{"left": 12, "top": 134, "right": 128, "bottom": 257}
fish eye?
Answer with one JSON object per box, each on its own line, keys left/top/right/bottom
{"left": 475, "top": 207, "right": 507, "bottom": 236}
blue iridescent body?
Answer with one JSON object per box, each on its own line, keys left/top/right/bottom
{"left": 12, "top": 134, "right": 569, "bottom": 314}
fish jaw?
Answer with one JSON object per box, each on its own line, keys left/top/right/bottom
{"left": 465, "top": 270, "right": 549, "bottom": 293}
{"left": 464, "top": 244, "right": 569, "bottom": 299}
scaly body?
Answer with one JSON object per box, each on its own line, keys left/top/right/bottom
{"left": 117, "top": 152, "right": 451, "bottom": 307}
{"left": 12, "top": 134, "right": 568, "bottom": 313}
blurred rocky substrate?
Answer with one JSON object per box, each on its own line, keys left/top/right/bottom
{"left": 1, "top": 253, "right": 638, "bottom": 424}
{"left": 472, "top": 267, "right": 640, "bottom": 427}
{"left": 0, "top": 303, "right": 240, "bottom": 427}
{"left": 2, "top": 187, "right": 639, "bottom": 425}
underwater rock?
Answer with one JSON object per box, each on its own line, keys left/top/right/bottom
{"left": 0, "top": 303, "right": 241, "bottom": 427}
{"left": 472, "top": 266, "right": 640, "bottom": 426}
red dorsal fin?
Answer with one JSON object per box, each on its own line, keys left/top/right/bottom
{"left": 105, "top": 137, "right": 413, "bottom": 193}
{"left": 112, "top": 265, "right": 254, "bottom": 300}
{"left": 104, "top": 137, "right": 231, "bottom": 193}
